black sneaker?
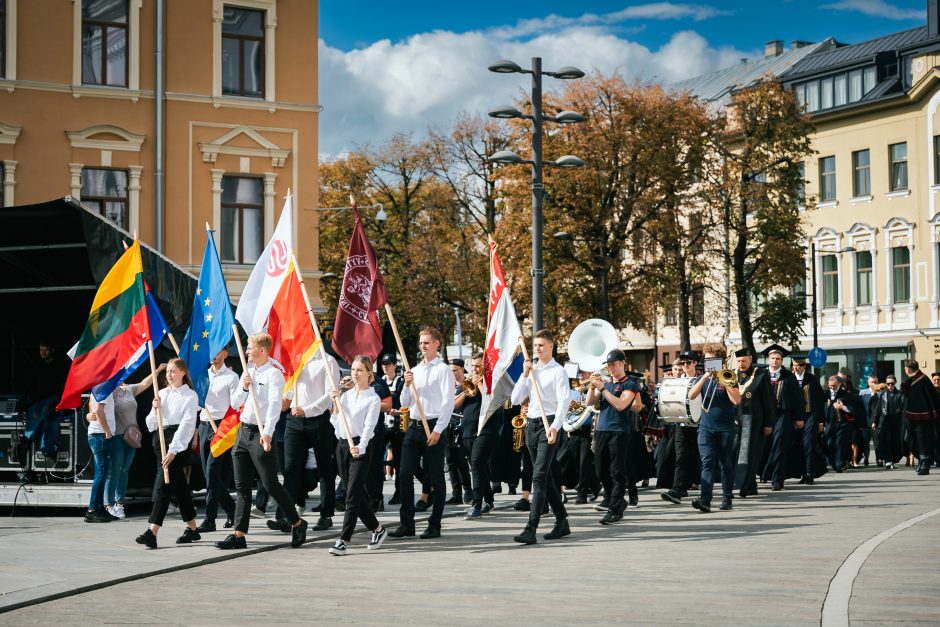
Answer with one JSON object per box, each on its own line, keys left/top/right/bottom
{"left": 513, "top": 498, "right": 530, "bottom": 511}
{"left": 196, "top": 520, "right": 217, "bottom": 533}
{"left": 771, "top": 483, "right": 783, "bottom": 492}
{"left": 312, "top": 516, "right": 332, "bottom": 531}
{"left": 414, "top": 499, "right": 429, "bottom": 512}
{"left": 388, "top": 493, "right": 401, "bottom": 505}
{"left": 574, "top": 495, "right": 588, "bottom": 505}
{"left": 176, "top": 527, "right": 202, "bottom": 544}
{"left": 387, "top": 526, "right": 415, "bottom": 538}
{"left": 513, "top": 526, "right": 537, "bottom": 545}
{"left": 419, "top": 526, "right": 441, "bottom": 539}
{"left": 661, "top": 490, "right": 682, "bottom": 505}
{"left": 334, "top": 499, "right": 346, "bottom": 512}
{"left": 215, "top": 533, "right": 247, "bottom": 550}
{"left": 493, "top": 484, "right": 504, "bottom": 494}
{"left": 100, "top": 508, "right": 120, "bottom": 521}
{"left": 135, "top": 528, "right": 157, "bottom": 549}
{"left": 543, "top": 518, "right": 571, "bottom": 540}
{"left": 223, "top": 515, "right": 235, "bottom": 529}
{"left": 328, "top": 539, "right": 347, "bottom": 556}
{"left": 718, "top": 498, "right": 733, "bottom": 511}
{"left": 691, "top": 498, "right": 711, "bottom": 513}
{"left": 84, "top": 509, "right": 111, "bottom": 523}
{"left": 600, "top": 510, "right": 622, "bottom": 525}
{"left": 506, "top": 486, "right": 516, "bottom": 495}
{"left": 445, "top": 494, "right": 462, "bottom": 505}
{"left": 291, "top": 519, "right": 308, "bottom": 548}
{"left": 267, "top": 518, "right": 291, "bottom": 533}
{"left": 368, "top": 526, "right": 388, "bottom": 550}
{"left": 628, "top": 496, "right": 638, "bottom": 508}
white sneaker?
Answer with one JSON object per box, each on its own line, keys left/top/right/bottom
{"left": 106, "top": 505, "right": 117, "bottom": 518}
{"left": 249, "top": 506, "right": 266, "bottom": 519}
{"left": 113, "top": 503, "right": 126, "bottom": 519}
{"left": 329, "top": 540, "right": 347, "bottom": 556}
{"left": 368, "top": 527, "right": 387, "bottom": 550}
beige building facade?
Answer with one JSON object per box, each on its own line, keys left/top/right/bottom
{"left": 0, "top": 0, "right": 325, "bottom": 306}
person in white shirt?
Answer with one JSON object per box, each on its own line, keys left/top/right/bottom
{"left": 327, "top": 356, "right": 388, "bottom": 555}
{"left": 196, "top": 349, "right": 239, "bottom": 533}
{"left": 215, "top": 333, "right": 308, "bottom": 550}
{"left": 388, "top": 326, "right": 456, "bottom": 540}
{"left": 84, "top": 393, "right": 115, "bottom": 523}
{"left": 510, "top": 329, "right": 571, "bottom": 545}
{"left": 135, "top": 359, "right": 200, "bottom": 549}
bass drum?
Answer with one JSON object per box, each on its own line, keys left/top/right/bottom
{"left": 656, "top": 377, "right": 702, "bottom": 426}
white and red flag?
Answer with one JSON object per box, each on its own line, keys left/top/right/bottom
{"left": 235, "top": 196, "right": 293, "bottom": 335}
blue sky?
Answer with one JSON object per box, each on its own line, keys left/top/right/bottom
{"left": 317, "top": 0, "right": 927, "bottom": 155}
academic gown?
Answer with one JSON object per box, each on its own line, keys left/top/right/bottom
{"left": 733, "top": 366, "right": 774, "bottom": 492}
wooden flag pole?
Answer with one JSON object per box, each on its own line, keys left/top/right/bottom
{"left": 518, "top": 337, "right": 552, "bottom": 434}
{"left": 290, "top": 254, "right": 357, "bottom": 453}
{"left": 384, "top": 304, "right": 432, "bottom": 438}
{"left": 232, "top": 324, "right": 268, "bottom": 446}
{"left": 146, "top": 340, "right": 171, "bottom": 484}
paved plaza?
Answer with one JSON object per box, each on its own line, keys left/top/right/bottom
{"left": 0, "top": 468, "right": 938, "bottom": 625}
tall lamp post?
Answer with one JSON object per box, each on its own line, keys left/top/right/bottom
{"left": 486, "top": 57, "right": 585, "bottom": 331}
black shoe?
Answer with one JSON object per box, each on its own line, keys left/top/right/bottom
{"left": 507, "top": 486, "right": 516, "bottom": 496}
{"left": 196, "top": 520, "right": 217, "bottom": 533}
{"left": 771, "top": 483, "right": 783, "bottom": 492}
{"left": 628, "top": 497, "right": 638, "bottom": 508}
{"left": 267, "top": 518, "right": 291, "bottom": 533}
{"left": 388, "top": 526, "right": 415, "bottom": 538}
{"left": 84, "top": 509, "right": 111, "bottom": 523}
{"left": 513, "top": 526, "right": 537, "bottom": 545}
{"left": 493, "top": 484, "right": 504, "bottom": 494}
{"left": 310, "top": 504, "right": 323, "bottom": 513}
{"left": 719, "top": 498, "right": 733, "bottom": 511}
{"left": 215, "top": 533, "right": 247, "bottom": 549}
{"left": 445, "top": 494, "right": 462, "bottom": 505}
{"left": 291, "top": 519, "right": 308, "bottom": 548}
{"left": 600, "top": 510, "right": 622, "bottom": 525}
{"left": 224, "top": 516, "right": 235, "bottom": 529}
{"left": 463, "top": 492, "right": 474, "bottom": 505}
{"left": 135, "top": 528, "right": 157, "bottom": 549}
{"left": 543, "top": 518, "right": 571, "bottom": 540}
{"left": 176, "top": 527, "right": 202, "bottom": 544}
{"left": 513, "top": 498, "right": 530, "bottom": 511}
{"left": 334, "top": 499, "right": 346, "bottom": 512}
{"left": 420, "top": 526, "right": 441, "bottom": 539}
{"left": 661, "top": 490, "right": 682, "bottom": 505}
{"left": 414, "top": 499, "right": 429, "bottom": 512}
{"left": 863, "top": 458, "right": 869, "bottom": 467}
{"left": 916, "top": 464, "right": 931, "bottom": 476}
{"left": 691, "top": 498, "right": 711, "bottom": 513}
{"left": 100, "top": 507, "right": 120, "bottom": 521}
{"left": 804, "top": 477, "right": 814, "bottom": 485}
{"left": 388, "top": 493, "right": 401, "bottom": 505}
{"left": 574, "top": 495, "right": 588, "bottom": 505}
{"left": 312, "top": 516, "right": 333, "bottom": 531}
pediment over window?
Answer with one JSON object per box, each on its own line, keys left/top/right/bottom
{"left": 199, "top": 125, "right": 289, "bottom": 168}
{"left": 846, "top": 222, "right": 875, "bottom": 236}
{"left": 66, "top": 125, "right": 145, "bottom": 152}
{"left": 0, "top": 123, "right": 23, "bottom": 146}
{"left": 813, "top": 226, "right": 839, "bottom": 240}
{"left": 884, "top": 216, "right": 913, "bottom": 230}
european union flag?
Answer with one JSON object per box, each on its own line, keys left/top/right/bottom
{"left": 181, "top": 232, "right": 235, "bottom": 406}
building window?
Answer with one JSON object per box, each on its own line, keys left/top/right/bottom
{"left": 81, "top": 168, "right": 129, "bottom": 229}
{"left": 82, "top": 0, "right": 128, "bottom": 87}
{"left": 819, "top": 156, "right": 836, "bottom": 202}
{"left": 805, "top": 80, "right": 820, "bottom": 112}
{"left": 690, "top": 286, "right": 705, "bottom": 326}
{"left": 0, "top": 0, "right": 6, "bottom": 79}
{"left": 664, "top": 303, "right": 677, "bottom": 326}
{"left": 849, "top": 69, "right": 863, "bottom": 102}
{"left": 220, "top": 176, "right": 263, "bottom": 264}
{"left": 863, "top": 66, "right": 876, "bottom": 93}
{"left": 820, "top": 76, "right": 833, "bottom": 110}
{"left": 934, "top": 135, "right": 940, "bottom": 185}
{"left": 889, "top": 142, "right": 908, "bottom": 191}
{"left": 796, "top": 162, "right": 806, "bottom": 205}
{"left": 852, "top": 149, "right": 870, "bottom": 197}
{"left": 822, "top": 254, "right": 838, "bottom": 308}
{"left": 221, "top": 7, "right": 264, "bottom": 98}
{"left": 892, "top": 246, "right": 911, "bottom": 303}
{"left": 834, "top": 73, "right": 847, "bottom": 107}
{"left": 856, "top": 250, "right": 872, "bottom": 306}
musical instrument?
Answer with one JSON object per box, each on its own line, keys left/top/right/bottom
{"left": 512, "top": 403, "right": 528, "bottom": 452}
{"left": 461, "top": 379, "right": 478, "bottom": 397}
{"left": 656, "top": 377, "right": 702, "bottom": 425}
{"left": 398, "top": 407, "right": 411, "bottom": 432}
{"left": 870, "top": 382, "right": 887, "bottom": 393}
{"left": 701, "top": 360, "right": 739, "bottom": 413}
{"left": 562, "top": 401, "right": 597, "bottom": 432}
{"left": 448, "top": 416, "right": 462, "bottom": 448}
{"left": 567, "top": 319, "right": 619, "bottom": 372}
{"left": 574, "top": 367, "right": 613, "bottom": 393}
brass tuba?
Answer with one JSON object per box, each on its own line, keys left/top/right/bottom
{"left": 512, "top": 403, "right": 528, "bottom": 452}
{"left": 398, "top": 407, "right": 411, "bottom": 432}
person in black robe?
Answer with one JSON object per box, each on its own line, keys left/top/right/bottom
{"left": 760, "top": 344, "right": 804, "bottom": 491}
{"left": 900, "top": 359, "right": 939, "bottom": 475}
{"left": 823, "top": 376, "right": 861, "bottom": 472}
{"left": 870, "top": 374, "right": 903, "bottom": 468}
{"left": 791, "top": 355, "right": 827, "bottom": 484}
{"left": 733, "top": 348, "right": 774, "bottom": 497}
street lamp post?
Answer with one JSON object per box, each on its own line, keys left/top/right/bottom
{"left": 487, "top": 57, "right": 585, "bottom": 331}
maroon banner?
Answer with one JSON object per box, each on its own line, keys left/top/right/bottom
{"left": 332, "top": 208, "right": 388, "bottom": 363}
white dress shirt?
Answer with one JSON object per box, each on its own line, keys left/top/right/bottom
{"left": 146, "top": 385, "right": 198, "bottom": 455}
{"left": 511, "top": 358, "right": 569, "bottom": 432}
{"left": 231, "top": 360, "right": 285, "bottom": 437}
{"left": 331, "top": 386, "right": 381, "bottom": 454}
{"left": 400, "top": 357, "right": 456, "bottom": 435}
{"left": 291, "top": 351, "right": 341, "bottom": 417}
{"left": 88, "top": 394, "right": 116, "bottom": 435}
{"left": 202, "top": 364, "right": 239, "bottom": 422}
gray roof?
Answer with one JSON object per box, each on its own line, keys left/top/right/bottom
{"left": 671, "top": 40, "right": 834, "bottom": 111}
{"left": 783, "top": 26, "right": 936, "bottom": 80}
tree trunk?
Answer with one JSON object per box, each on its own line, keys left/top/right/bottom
{"left": 733, "top": 193, "right": 755, "bottom": 351}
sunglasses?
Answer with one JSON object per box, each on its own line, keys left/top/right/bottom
{"left": 679, "top": 360, "right": 693, "bottom": 366}
{"left": 886, "top": 382, "right": 896, "bottom": 386}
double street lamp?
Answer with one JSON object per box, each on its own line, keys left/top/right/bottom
{"left": 486, "top": 57, "right": 585, "bottom": 331}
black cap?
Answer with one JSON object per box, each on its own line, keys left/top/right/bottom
{"left": 734, "top": 347, "right": 754, "bottom": 358}
{"left": 380, "top": 353, "right": 397, "bottom": 365}
{"left": 450, "top": 358, "right": 466, "bottom": 368}
{"left": 677, "top": 350, "right": 698, "bottom": 363}
{"left": 659, "top": 363, "right": 673, "bottom": 371}
{"left": 605, "top": 349, "right": 626, "bottom": 363}
{"left": 761, "top": 343, "right": 790, "bottom": 358}
{"left": 625, "top": 370, "right": 645, "bottom": 378}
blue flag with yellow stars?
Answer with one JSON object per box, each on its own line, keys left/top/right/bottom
{"left": 180, "top": 231, "right": 235, "bottom": 406}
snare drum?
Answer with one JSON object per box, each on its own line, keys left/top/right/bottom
{"left": 656, "top": 377, "right": 702, "bottom": 426}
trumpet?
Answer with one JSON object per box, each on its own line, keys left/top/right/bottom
{"left": 399, "top": 407, "right": 411, "bottom": 432}
{"left": 461, "top": 378, "right": 478, "bottom": 397}
{"left": 512, "top": 403, "right": 528, "bottom": 452}
{"left": 575, "top": 368, "right": 612, "bottom": 393}
{"left": 870, "top": 382, "right": 887, "bottom": 393}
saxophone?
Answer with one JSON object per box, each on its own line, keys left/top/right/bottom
{"left": 512, "top": 403, "right": 528, "bottom": 452}
{"left": 399, "top": 407, "right": 411, "bottom": 432}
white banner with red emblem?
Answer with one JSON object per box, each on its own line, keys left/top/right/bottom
{"left": 235, "top": 195, "right": 293, "bottom": 335}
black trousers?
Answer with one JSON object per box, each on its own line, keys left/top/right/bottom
{"left": 398, "top": 420, "right": 445, "bottom": 529}
{"left": 526, "top": 419, "right": 566, "bottom": 530}
{"left": 283, "top": 413, "right": 327, "bottom": 511}
{"left": 594, "top": 431, "right": 629, "bottom": 513}
{"left": 308, "top": 416, "right": 338, "bottom": 515}
{"left": 672, "top": 426, "right": 697, "bottom": 493}
{"left": 911, "top": 420, "right": 937, "bottom": 462}
{"left": 764, "top": 415, "right": 792, "bottom": 486}
{"left": 232, "top": 425, "right": 299, "bottom": 534}
{"left": 336, "top": 439, "right": 379, "bottom": 541}
{"left": 367, "top": 421, "right": 387, "bottom": 504}
{"left": 199, "top": 422, "right": 235, "bottom": 523}
{"left": 254, "top": 440, "right": 285, "bottom": 511}
{"left": 568, "top": 429, "right": 598, "bottom": 497}
{"left": 445, "top": 427, "right": 471, "bottom": 497}
{"left": 800, "top": 416, "right": 821, "bottom": 478}
{"left": 387, "top": 427, "right": 404, "bottom": 494}
{"left": 826, "top": 420, "right": 850, "bottom": 471}
{"left": 463, "top": 429, "right": 497, "bottom": 507}
{"left": 149, "top": 429, "right": 196, "bottom": 527}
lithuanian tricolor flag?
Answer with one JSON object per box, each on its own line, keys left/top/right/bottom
{"left": 57, "top": 241, "right": 151, "bottom": 409}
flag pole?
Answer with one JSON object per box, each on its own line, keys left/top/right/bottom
{"left": 518, "top": 336, "right": 552, "bottom": 434}
{"left": 231, "top": 324, "right": 268, "bottom": 445}
{"left": 384, "top": 304, "right": 432, "bottom": 438}
{"left": 146, "top": 340, "right": 171, "bottom": 484}
{"left": 289, "top": 254, "right": 358, "bottom": 453}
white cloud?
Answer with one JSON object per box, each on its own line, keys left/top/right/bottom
{"left": 820, "top": 0, "right": 923, "bottom": 20}
{"left": 318, "top": 24, "right": 751, "bottom": 157}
